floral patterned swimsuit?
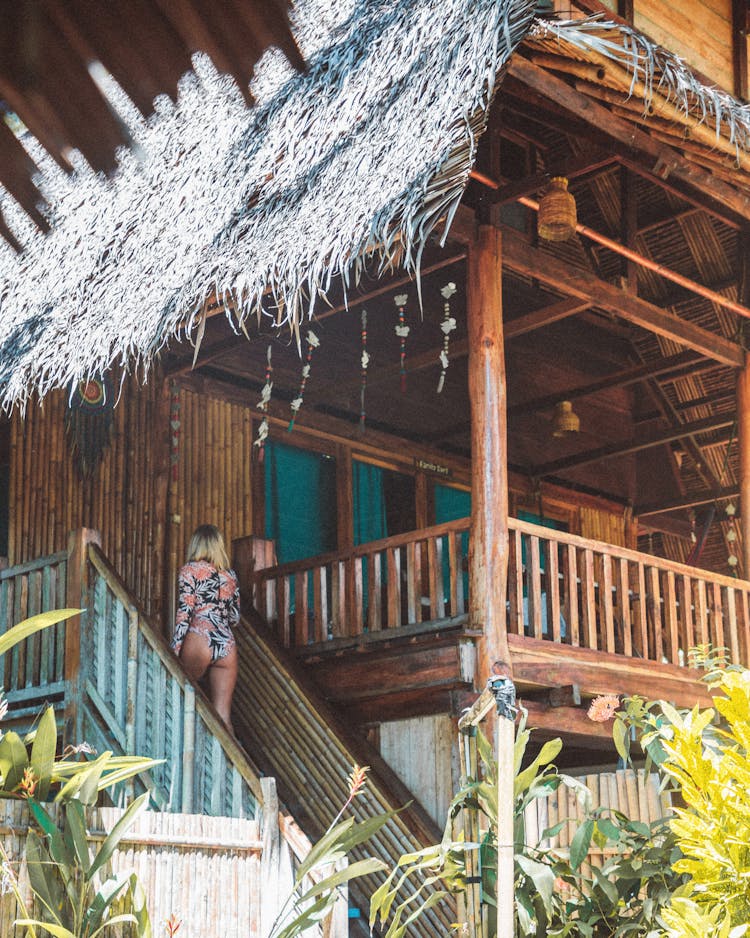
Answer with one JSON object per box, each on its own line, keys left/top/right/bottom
{"left": 171, "top": 560, "right": 240, "bottom": 662}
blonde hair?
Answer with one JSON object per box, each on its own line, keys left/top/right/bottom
{"left": 187, "top": 524, "right": 230, "bottom": 571}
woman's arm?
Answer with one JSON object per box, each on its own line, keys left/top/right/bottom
{"left": 171, "top": 566, "right": 197, "bottom": 653}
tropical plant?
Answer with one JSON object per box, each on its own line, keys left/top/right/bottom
{"left": 646, "top": 669, "right": 750, "bottom": 938}
{"left": 268, "top": 764, "right": 391, "bottom": 938}
{"left": 0, "top": 612, "right": 161, "bottom": 937}
{"left": 369, "top": 707, "right": 685, "bottom": 938}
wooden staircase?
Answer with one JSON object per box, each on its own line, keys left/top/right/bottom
{"left": 233, "top": 607, "right": 455, "bottom": 933}
{"left": 1, "top": 532, "right": 457, "bottom": 935}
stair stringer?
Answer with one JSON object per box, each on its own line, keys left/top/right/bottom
{"left": 234, "top": 609, "right": 457, "bottom": 935}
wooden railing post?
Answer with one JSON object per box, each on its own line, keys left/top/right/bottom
{"left": 182, "top": 684, "right": 196, "bottom": 814}
{"left": 260, "top": 777, "right": 283, "bottom": 938}
{"left": 64, "top": 527, "right": 101, "bottom": 742}
{"left": 233, "top": 535, "right": 276, "bottom": 612}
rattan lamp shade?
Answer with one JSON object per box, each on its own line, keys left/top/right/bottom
{"left": 552, "top": 400, "right": 580, "bottom": 437}
{"left": 538, "top": 176, "right": 577, "bottom": 242}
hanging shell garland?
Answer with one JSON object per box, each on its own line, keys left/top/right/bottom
{"left": 359, "top": 309, "right": 369, "bottom": 434}
{"left": 254, "top": 344, "right": 273, "bottom": 457}
{"left": 288, "top": 331, "right": 319, "bottom": 431}
{"left": 437, "top": 282, "right": 457, "bottom": 393}
{"left": 394, "top": 292, "right": 409, "bottom": 392}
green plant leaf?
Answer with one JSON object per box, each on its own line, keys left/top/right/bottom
{"left": 63, "top": 800, "right": 91, "bottom": 875}
{"left": 30, "top": 706, "right": 57, "bottom": 801}
{"left": 0, "top": 731, "right": 29, "bottom": 792}
{"left": 0, "top": 610, "right": 81, "bottom": 659}
{"left": 89, "top": 913, "right": 139, "bottom": 938}
{"left": 612, "top": 718, "right": 630, "bottom": 763}
{"left": 275, "top": 894, "right": 332, "bottom": 938}
{"left": 83, "top": 872, "right": 133, "bottom": 933}
{"left": 570, "top": 818, "right": 595, "bottom": 870}
{"left": 298, "top": 858, "right": 387, "bottom": 902}
{"left": 88, "top": 791, "right": 149, "bottom": 881}
{"left": 25, "top": 829, "right": 66, "bottom": 928}
{"left": 15, "top": 923, "right": 76, "bottom": 938}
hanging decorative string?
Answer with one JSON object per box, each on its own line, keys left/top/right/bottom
{"left": 169, "top": 382, "right": 181, "bottom": 484}
{"left": 359, "top": 309, "right": 369, "bottom": 434}
{"left": 288, "top": 331, "right": 319, "bottom": 431}
{"left": 64, "top": 375, "right": 115, "bottom": 477}
{"left": 394, "top": 293, "right": 409, "bottom": 392}
{"left": 725, "top": 501, "right": 739, "bottom": 573}
{"left": 253, "top": 344, "right": 273, "bottom": 460}
{"left": 437, "top": 282, "right": 457, "bottom": 393}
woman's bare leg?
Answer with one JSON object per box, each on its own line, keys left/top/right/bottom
{"left": 208, "top": 645, "right": 238, "bottom": 733}
{"left": 179, "top": 629, "right": 212, "bottom": 682}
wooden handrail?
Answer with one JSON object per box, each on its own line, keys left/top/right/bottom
{"left": 255, "top": 515, "right": 750, "bottom": 594}
{"left": 254, "top": 517, "right": 470, "bottom": 582}
{"left": 0, "top": 550, "right": 67, "bottom": 580}
{"left": 87, "top": 543, "right": 266, "bottom": 804}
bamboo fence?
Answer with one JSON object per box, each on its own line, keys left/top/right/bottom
{"left": 0, "top": 801, "right": 266, "bottom": 938}
{"left": 523, "top": 767, "right": 673, "bottom": 871}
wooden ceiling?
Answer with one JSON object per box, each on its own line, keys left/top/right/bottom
{"left": 0, "top": 0, "right": 302, "bottom": 247}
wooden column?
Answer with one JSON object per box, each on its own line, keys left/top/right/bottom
{"left": 467, "top": 224, "right": 511, "bottom": 682}
{"left": 738, "top": 351, "right": 750, "bottom": 578}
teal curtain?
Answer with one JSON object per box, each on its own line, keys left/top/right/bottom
{"left": 434, "top": 484, "right": 471, "bottom": 608}
{"left": 353, "top": 461, "right": 387, "bottom": 546}
{"left": 264, "top": 439, "right": 337, "bottom": 564}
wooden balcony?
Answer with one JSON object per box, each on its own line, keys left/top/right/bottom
{"left": 252, "top": 517, "right": 746, "bottom": 733}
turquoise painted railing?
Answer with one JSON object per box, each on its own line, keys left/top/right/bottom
{"left": 80, "top": 543, "right": 260, "bottom": 818}
{"left": 0, "top": 551, "right": 68, "bottom": 716}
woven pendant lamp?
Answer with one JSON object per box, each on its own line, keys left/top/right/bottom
{"left": 538, "top": 176, "right": 577, "bottom": 242}
{"left": 552, "top": 400, "right": 580, "bottom": 437}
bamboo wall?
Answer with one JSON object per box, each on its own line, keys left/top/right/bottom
{"left": 167, "top": 384, "right": 255, "bottom": 614}
{"left": 8, "top": 376, "right": 169, "bottom": 616}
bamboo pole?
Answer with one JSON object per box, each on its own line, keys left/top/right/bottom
{"left": 182, "top": 684, "right": 196, "bottom": 814}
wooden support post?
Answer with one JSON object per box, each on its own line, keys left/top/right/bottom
{"left": 738, "top": 351, "right": 750, "bottom": 579}
{"left": 260, "top": 777, "right": 283, "bottom": 938}
{"left": 467, "top": 225, "right": 514, "bottom": 938}
{"left": 467, "top": 224, "right": 511, "bottom": 682}
{"left": 64, "top": 527, "right": 100, "bottom": 742}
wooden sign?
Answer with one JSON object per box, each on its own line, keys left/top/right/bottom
{"left": 414, "top": 457, "right": 452, "bottom": 478}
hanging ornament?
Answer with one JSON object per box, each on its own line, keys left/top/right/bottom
{"left": 169, "top": 382, "right": 180, "bottom": 485}
{"left": 394, "top": 293, "right": 409, "bottom": 392}
{"left": 728, "top": 554, "right": 739, "bottom": 568}
{"left": 437, "top": 282, "right": 457, "bottom": 393}
{"left": 288, "top": 331, "right": 319, "bottom": 431}
{"left": 726, "top": 502, "right": 737, "bottom": 517}
{"left": 65, "top": 375, "right": 115, "bottom": 477}
{"left": 254, "top": 344, "right": 273, "bottom": 461}
{"left": 359, "top": 309, "right": 369, "bottom": 434}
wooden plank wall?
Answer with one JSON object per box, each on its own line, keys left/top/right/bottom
{"left": 634, "top": 0, "right": 733, "bottom": 93}
{"left": 378, "top": 715, "right": 459, "bottom": 826}
{"left": 8, "top": 377, "right": 170, "bottom": 616}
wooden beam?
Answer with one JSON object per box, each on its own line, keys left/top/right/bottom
{"left": 534, "top": 414, "right": 735, "bottom": 477}
{"left": 501, "top": 228, "right": 745, "bottom": 368}
{"left": 489, "top": 152, "right": 618, "bottom": 205}
{"left": 637, "top": 486, "right": 739, "bottom": 517}
{"left": 509, "top": 351, "right": 702, "bottom": 417}
{"left": 504, "top": 298, "right": 590, "bottom": 338}
{"left": 507, "top": 56, "right": 750, "bottom": 227}
{"left": 467, "top": 225, "right": 511, "bottom": 682}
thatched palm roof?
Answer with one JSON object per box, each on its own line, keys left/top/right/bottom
{"left": 2, "top": 4, "right": 750, "bottom": 411}
{"left": 0, "top": 0, "right": 536, "bottom": 409}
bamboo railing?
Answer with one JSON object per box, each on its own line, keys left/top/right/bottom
{"left": 254, "top": 516, "right": 750, "bottom": 666}
{"left": 82, "top": 543, "right": 261, "bottom": 818}
{"left": 0, "top": 551, "right": 68, "bottom": 714}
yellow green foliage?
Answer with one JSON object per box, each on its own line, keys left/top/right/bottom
{"left": 658, "top": 670, "right": 750, "bottom": 937}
